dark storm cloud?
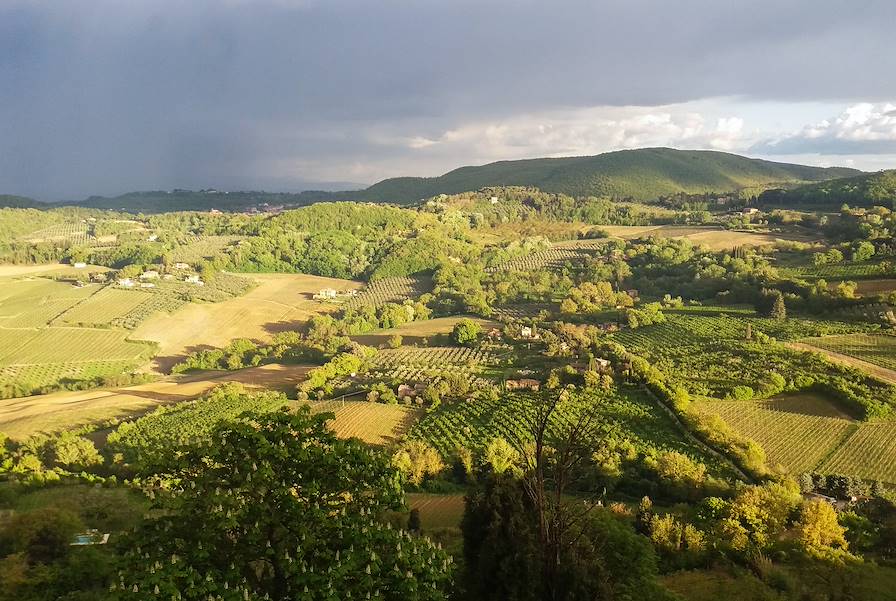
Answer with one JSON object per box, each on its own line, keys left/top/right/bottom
{"left": 1, "top": 0, "right": 895, "bottom": 199}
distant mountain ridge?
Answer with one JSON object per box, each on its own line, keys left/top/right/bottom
{"left": 0, "top": 148, "right": 866, "bottom": 212}
{"left": 356, "top": 148, "right": 862, "bottom": 203}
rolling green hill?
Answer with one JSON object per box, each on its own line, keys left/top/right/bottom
{"left": 759, "top": 169, "right": 896, "bottom": 208}
{"left": 357, "top": 148, "right": 860, "bottom": 203}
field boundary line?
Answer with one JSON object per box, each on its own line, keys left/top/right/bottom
{"left": 787, "top": 341, "right": 896, "bottom": 386}
{"left": 49, "top": 284, "right": 103, "bottom": 326}
{"left": 641, "top": 386, "right": 752, "bottom": 483}
{"left": 813, "top": 423, "right": 860, "bottom": 474}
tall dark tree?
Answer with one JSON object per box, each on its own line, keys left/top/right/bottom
{"left": 770, "top": 293, "right": 787, "bottom": 320}
{"left": 112, "top": 407, "right": 452, "bottom": 600}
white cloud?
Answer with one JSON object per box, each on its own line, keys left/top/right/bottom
{"left": 755, "top": 102, "right": 896, "bottom": 154}
{"left": 380, "top": 104, "right": 754, "bottom": 165}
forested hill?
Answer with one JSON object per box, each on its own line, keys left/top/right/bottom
{"left": 0, "top": 194, "right": 45, "bottom": 208}
{"left": 72, "top": 189, "right": 339, "bottom": 212}
{"left": 357, "top": 148, "right": 861, "bottom": 203}
{"left": 1, "top": 148, "right": 864, "bottom": 212}
{"left": 759, "top": 169, "right": 896, "bottom": 208}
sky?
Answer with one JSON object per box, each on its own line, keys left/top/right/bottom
{"left": 2, "top": 0, "right": 896, "bottom": 200}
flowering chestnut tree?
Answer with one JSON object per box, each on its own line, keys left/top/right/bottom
{"left": 112, "top": 407, "right": 452, "bottom": 600}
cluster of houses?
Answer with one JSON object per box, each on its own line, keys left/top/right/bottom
{"left": 117, "top": 265, "right": 205, "bottom": 289}
{"left": 313, "top": 288, "right": 359, "bottom": 301}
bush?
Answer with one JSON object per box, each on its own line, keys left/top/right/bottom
{"left": 729, "top": 385, "right": 755, "bottom": 400}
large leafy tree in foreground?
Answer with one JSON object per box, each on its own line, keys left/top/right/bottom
{"left": 113, "top": 408, "right": 452, "bottom": 600}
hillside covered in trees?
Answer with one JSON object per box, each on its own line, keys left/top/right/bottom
{"left": 358, "top": 148, "right": 861, "bottom": 203}
{"left": 760, "top": 169, "right": 896, "bottom": 208}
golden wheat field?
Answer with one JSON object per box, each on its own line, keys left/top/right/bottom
{"left": 132, "top": 273, "right": 363, "bottom": 371}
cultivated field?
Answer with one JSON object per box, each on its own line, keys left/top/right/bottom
{"left": 698, "top": 390, "right": 896, "bottom": 483}
{"left": 695, "top": 393, "right": 855, "bottom": 474}
{"left": 304, "top": 400, "right": 421, "bottom": 445}
{"left": 855, "top": 279, "right": 896, "bottom": 296}
{"left": 0, "top": 363, "right": 312, "bottom": 440}
{"left": 132, "top": 273, "right": 363, "bottom": 371}
{"left": 0, "top": 263, "right": 108, "bottom": 278}
{"left": 792, "top": 336, "right": 896, "bottom": 385}
{"left": 343, "top": 275, "right": 430, "bottom": 311}
{"left": 405, "top": 493, "right": 465, "bottom": 529}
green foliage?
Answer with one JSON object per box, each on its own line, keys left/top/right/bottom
{"left": 299, "top": 346, "right": 376, "bottom": 397}
{"left": 112, "top": 408, "right": 453, "bottom": 600}
{"left": 451, "top": 318, "right": 482, "bottom": 347}
{"left": 761, "top": 169, "right": 896, "bottom": 208}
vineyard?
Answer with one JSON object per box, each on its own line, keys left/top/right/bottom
{"left": 367, "top": 346, "right": 500, "bottom": 390}
{"left": 487, "top": 247, "right": 592, "bottom": 273}
{"left": 490, "top": 303, "right": 553, "bottom": 321}
{"left": 171, "top": 235, "right": 245, "bottom": 264}
{"left": 612, "top": 313, "right": 890, "bottom": 406}
{"left": 23, "top": 222, "right": 91, "bottom": 245}
{"left": 799, "top": 333, "right": 896, "bottom": 371}
{"left": 303, "top": 400, "right": 421, "bottom": 445}
{"left": 57, "top": 287, "right": 150, "bottom": 326}
{"left": 0, "top": 279, "right": 99, "bottom": 328}
{"left": 106, "top": 384, "right": 289, "bottom": 464}
{"left": 819, "top": 423, "right": 896, "bottom": 483}
{"left": 695, "top": 394, "right": 855, "bottom": 474}
{"left": 699, "top": 392, "right": 896, "bottom": 484}
{"left": 784, "top": 260, "right": 892, "bottom": 281}
{"left": 343, "top": 275, "right": 430, "bottom": 311}
{"left": 410, "top": 388, "right": 734, "bottom": 476}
